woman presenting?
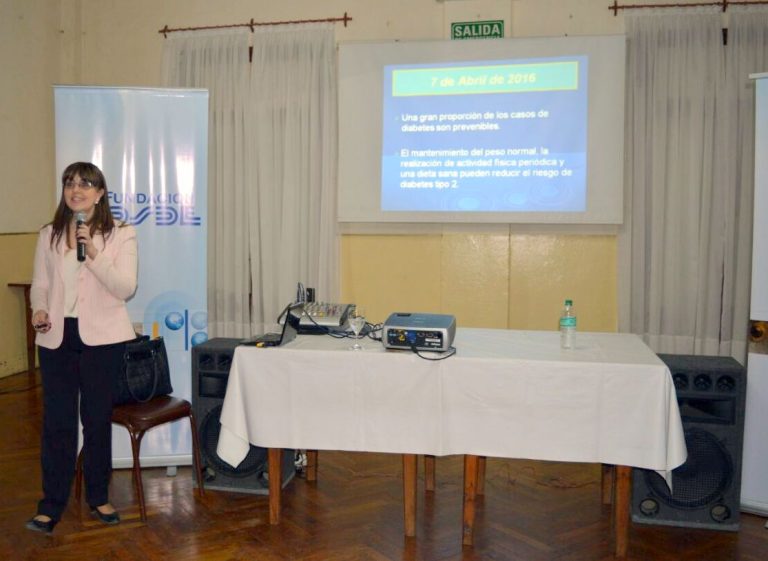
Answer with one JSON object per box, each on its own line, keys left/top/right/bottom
{"left": 26, "top": 162, "right": 138, "bottom": 534}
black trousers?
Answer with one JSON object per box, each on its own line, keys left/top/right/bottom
{"left": 36, "top": 318, "right": 124, "bottom": 521}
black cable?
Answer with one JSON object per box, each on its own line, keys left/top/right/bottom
{"left": 326, "top": 321, "right": 381, "bottom": 340}
{"left": 366, "top": 323, "right": 383, "bottom": 342}
{"left": 410, "top": 345, "right": 457, "bottom": 361}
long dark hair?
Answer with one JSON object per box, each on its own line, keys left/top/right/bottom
{"left": 49, "top": 162, "right": 117, "bottom": 249}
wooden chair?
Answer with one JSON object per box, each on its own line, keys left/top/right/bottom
{"left": 75, "top": 396, "right": 205, "bottom": 522}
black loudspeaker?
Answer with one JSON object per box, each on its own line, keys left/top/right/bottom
{"left": 632, "top": 354, "right": 746, "bottom": 531}
{"left": 191, "top": 338, "right": 295, "bottom": 494}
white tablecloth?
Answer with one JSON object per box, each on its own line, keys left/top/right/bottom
{"left": 217, "top": 328, "right": 687, "bottom": 484}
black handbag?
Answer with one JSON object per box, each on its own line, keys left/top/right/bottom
{"left": 114, "top": 335, "right": 174, "bottom": 405}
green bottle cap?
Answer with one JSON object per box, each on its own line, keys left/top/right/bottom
{"left": 565, "top": 299, "right": 573, "bottom": 306}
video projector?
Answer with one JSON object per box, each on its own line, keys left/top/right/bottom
{"left": 382, "top": 312, "right": 456, "bottom": 352}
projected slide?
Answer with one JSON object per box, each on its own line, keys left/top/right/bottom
{"left": 381, "top": 57, "right": 587, "bottom": 213}
{"left": 338, "top": 36, "right": 625, "bottom": 224}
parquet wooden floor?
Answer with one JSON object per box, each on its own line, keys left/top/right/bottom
{"left": 1, "top": 371, "right": 766, "bottom": 561}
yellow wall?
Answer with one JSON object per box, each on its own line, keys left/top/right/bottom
{"left": 342, "top": 231, "right": 616, "bottom": 332}
{"left": 0, "top": 234, "right": 38, "bottom": 376}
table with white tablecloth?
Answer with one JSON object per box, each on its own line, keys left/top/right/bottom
{"left": 217, "top": 328, "right": 687, "bottom": 557}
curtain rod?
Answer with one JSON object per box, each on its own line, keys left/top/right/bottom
{"left": 609, "top": 0, "right": 768, "bottom": 16}
{"left": 159, "top": 12, "right": 352, "bottom": 37}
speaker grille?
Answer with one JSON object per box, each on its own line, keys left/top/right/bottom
{"left": 632, "top": 354, "right": 745, "bottom": 530}
{"left": 200, "top": 404, "right": 267, "bottom": 478}
{"left": 644, "top": 427, "right": 733, "bottom": 509}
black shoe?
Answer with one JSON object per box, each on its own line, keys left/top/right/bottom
{"left": 25, "top": 516, "right": 56, "bottom": 534}
{"left": 90, "top": 506, "right": 120, "bottom": 525}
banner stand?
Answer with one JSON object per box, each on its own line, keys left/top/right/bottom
{"left": 54, "top": 86, "right": 209, "bottom": 467}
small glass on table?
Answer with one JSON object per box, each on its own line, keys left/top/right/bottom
{"left": 348, "top": 306, "right": 366, "bottom": 350}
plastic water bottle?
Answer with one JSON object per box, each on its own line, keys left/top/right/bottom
{"left": 560, "top": 299, "right": 576, "bottom": 349}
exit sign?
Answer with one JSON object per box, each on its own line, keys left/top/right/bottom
{"left": 451, "top": 20, "right": 504, "bottom": 40}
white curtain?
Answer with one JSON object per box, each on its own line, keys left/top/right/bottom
{"left": 623, "top": 8, "right": 768, "bottom": 362}
{"left": 161, "top": 25, "right": 338, "bottom": 337}
{"left": 248, "top": 25, "right": 339, "bottom": 331}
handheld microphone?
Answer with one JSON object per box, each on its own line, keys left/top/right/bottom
{"left": 75, "top": 211, "right": 87, "bottom": 262}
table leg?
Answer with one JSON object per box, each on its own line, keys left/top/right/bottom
{"left": 424, "top": 455, "right": 435, "bottom": 492}
{"left": 602, "top": 464, "right": 615, "bottom": 505}
{"left": 614, "top": 465, "right": 631, "bottom": 558}
{"left": 462, "top": 454, "right": 479, "bottom": 546}
{"left": 403, "top": 453, "right": 417, "bottom": 537}
{"left": 268, "top": 448, "right": 282, "bottom": 524}
{"left": 477, "top": 456, "right": 486, "bottom": 496}
{"left": 306, "top": 449, "right": 318, "bottom": 482}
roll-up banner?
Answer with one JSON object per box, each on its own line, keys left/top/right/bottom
{"left": 53, "top": 86, "right": 209, "bottom": 466}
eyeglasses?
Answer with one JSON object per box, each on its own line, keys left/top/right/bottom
{"left": 64, "top": 179, "right": 96, "bottom": 190}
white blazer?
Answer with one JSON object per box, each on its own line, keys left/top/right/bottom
{"left": 30, "top": 223, "right": 138, "bottom": 348}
